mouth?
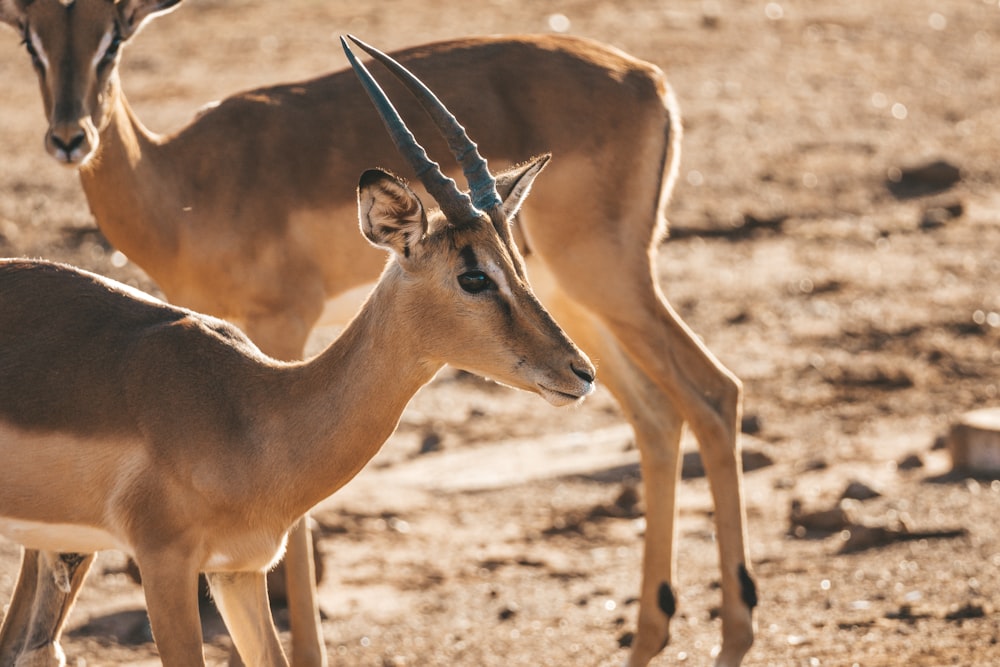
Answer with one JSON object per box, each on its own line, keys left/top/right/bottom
{"left": 537, "top": 382, "right": 594, "bottom": 407}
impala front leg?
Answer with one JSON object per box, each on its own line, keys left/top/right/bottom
{"left": 207, "top": 571, "right": 288, "bottom": 667}
{"left": 136, "top": 551, "right": 207, "bottom": 667}
{"left": 243, "top": 312, "right": 327, "bottom": 667}
{"left": 283, "top": 518, "right": 327, "bottom": 667}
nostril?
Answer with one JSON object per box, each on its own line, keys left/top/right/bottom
{"left": 572, "top": 364, "right": 595, "bottom": 384}
{"left": 51, "top": 132, "right": 85, "bottom": 154}
{"left": 65, "top": 133, "right": 85, "bottom": 152}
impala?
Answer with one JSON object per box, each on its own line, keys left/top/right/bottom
{"left": 0, "top": 1, "right": 757, "bottom": 665}
{"left": 0, "top": 35, "right": 595, "bottom": 666}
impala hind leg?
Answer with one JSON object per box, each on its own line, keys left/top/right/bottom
{"left": 0, "top": 549, "right": 40, "bottom": 666}
{"left": 602, "top": 297, "right": 755, "bottom": 667}
{"left": 539, "top": 294, "right": 687, "bottom": 666}
{"left": 0, "top": 550, "right": 94, "bottom": 667}
{"left": 207, "top": 571, "right": 288, "bottom": 667}
{"left": 533, "top": 263, "right": 755, "bottom": 666}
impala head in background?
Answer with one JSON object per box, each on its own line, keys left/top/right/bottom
{"left": 0, "top": 0, "right": 181, "bottom": 165}
{"left": 341, "top": 35, "right": 595, "bottom": 405}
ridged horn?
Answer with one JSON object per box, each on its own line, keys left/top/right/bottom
{"left": 342, "top": 35, "right": 502, "bottom": 221}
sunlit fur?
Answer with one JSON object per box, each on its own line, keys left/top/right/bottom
{"left": 0, "top": 2, "right": 755, "bottom": 666}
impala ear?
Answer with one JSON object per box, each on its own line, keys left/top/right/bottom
{"left": 115, "top": 0, "right": 183, "bottom": 39}
{"left": 494, "top": 154, "right": 551, "bottom": 221}
{"left": 0, "top": 0, "right": 25, "bottom": 29}
{"left": 357, "top": 169, "right": 428, "bottom": 259}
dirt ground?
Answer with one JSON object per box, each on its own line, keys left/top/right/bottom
{"left": 2, "top": 0, "right": 1000, "bottom": 665}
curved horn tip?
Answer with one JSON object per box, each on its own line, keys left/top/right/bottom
{"left": 339, "top": 35, "right": 357, "bottom": 60}
{"left": 346, "top": 34, "right": 378, "bottom": 55}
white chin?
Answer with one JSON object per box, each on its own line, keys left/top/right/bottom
{"left": 538, "top": 386, "right": 584, "bottom": 407}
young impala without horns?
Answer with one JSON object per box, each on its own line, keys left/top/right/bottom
{"left": 0, "top": 35, "right": 596, "bottom": 666}
{"left": 0, "top": 1, "right": 757, "bottom": 665}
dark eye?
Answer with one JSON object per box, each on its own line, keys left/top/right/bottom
{"left": 21, "top": 29, "right": 43, "bottom": 70}
{"left": 98, "top": 29, "right": 123, "bottom": 69}
{"left": 457, "top": 270, "right": 494, "bottom": 294}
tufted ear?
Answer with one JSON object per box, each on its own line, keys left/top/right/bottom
{"left": 494, "top": 154, "right": 550, "bottom": 221}
{"left": 357, "top": 169, "right": 428, "bottom": 259}
{"left": 114, "top": 0, "right": 183, "bottom": 39}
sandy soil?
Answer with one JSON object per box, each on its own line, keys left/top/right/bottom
{"left": 2, "top": 1, "right": 1000, "bottom": 665}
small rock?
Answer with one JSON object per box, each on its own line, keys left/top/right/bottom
{"left": 741, "top": 413, "right": 762, "bottom": 435}
{"left": 498, "top": 603, "right": 518, "bottom": 621}
{"left": 839, "top": 524, "right": 896, "bottom": 553}
{"left": 418, "top": 430, "right": 443, "bottom": 454}
{"left": 841, "top": 480, "right": 882, "bottom": 501}
{"left": 899, "top": 159, "right": 961, "bottom": 188}
{"left": 681, "top": 447, "right": 774, "bottom": 479}
{"left": 613, "top": 484, "right": 641, "bottom": 515}
{"left": 897, "top": 453, "right": 924, "bottom": 470}
{"left": 920, "top": 201, "right": 963, "bottom": 230}
{"left": 742, "top": 448, "right": 775, "bottom": 472}
{"left": 789, "top": 499, "right": 855, "bottom": 534}
{"left": 945, "top": 601, "right": 990, "bottom": 621}
{"left": 798, "top": 458, "right": 829, "bottom": 473}
{"left": 888, "top": 158, "right": 962, "bottom": 198}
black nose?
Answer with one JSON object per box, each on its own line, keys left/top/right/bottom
{"left": 572, "top": 364, "right": 595, "bottom": 384}
{"left": 51, "top": 132, "right": 85, "bottom": 155}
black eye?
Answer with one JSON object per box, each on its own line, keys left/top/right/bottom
{"left": 21, "top": 29, "right": 43, "bottom": 70}
{"left": 457, "top": 270, "right": 494, "bottom": 294}
{"left": 98, "top": 29, "right": 123, "bottom": 69}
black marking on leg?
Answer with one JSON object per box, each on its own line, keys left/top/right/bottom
{"left": 657, "top": 581, "right": 677, "bottom": 618}
{"left": 59, "top": 553, "right": 87, "bottom": 573}
{"left": 738, "top": 564, "right": 758, "bottom": 610}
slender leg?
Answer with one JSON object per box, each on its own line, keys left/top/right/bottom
{"left": 283, "top": 518, "right": 326, "bottom": 667}
{"left": 603, "top": 298, "right": 755, "bottom": 667}
{"left": 136, "top": 552, "right": 207, "bottom": 667}
{"left": 207, "top": 571, "right": 288, "bottom": 667}
{"left": 531, "top": 262, "right": 755, "bottom": 667}
{"left": 243, "top": 313, "right": 327, "bottom": 667}
{"left": 0, "top": 550, "right": 94, "bottom": 667}
{"left": 0, "top": 549, "right": 41, "bottom": 666}
{"left": 541, "top": 293, "right": 687, "bottom": 666}
{"left": 17, "top": 552, "right": 95, "bottom": 667}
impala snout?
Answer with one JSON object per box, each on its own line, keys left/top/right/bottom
{"left": 536, "top": 351, "right": 596, "bottom": 407}
{"left": 45, "top": 118, "right": 98, "bottom": 166}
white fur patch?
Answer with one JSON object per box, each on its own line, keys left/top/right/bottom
{"left": 90, "top": 28, "right": 114, "bottom": 71}
{"left": 0, "top": 518, "right": 121, "bottom": 553}
{"left": 28, "top": 27, "right": 50, "bottom": 70}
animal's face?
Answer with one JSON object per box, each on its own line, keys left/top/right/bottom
{"left": 0, "top": 0, "right": 181, "bottom": 165}
{"left": 359, "top": 167, "right": 595, "bottom": 406}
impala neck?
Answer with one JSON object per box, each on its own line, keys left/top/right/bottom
{"left": 77, "top": 82, "right": 179, "bottom": 285}
{"left": 269, "top": 265, "right": 440, "bottom": 519}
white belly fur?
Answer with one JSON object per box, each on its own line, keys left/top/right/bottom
{"left": 0, "top": 422, "right": 138, "bottom": 554}
{"left": 0, "top": 518, "right": 123, "bottom": 553}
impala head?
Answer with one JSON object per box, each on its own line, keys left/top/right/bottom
{"left": 0, "top": 0, "right": 181, "bottom": 165}
{"left": 343, "top": 36, "right": 595, "bottom": 406}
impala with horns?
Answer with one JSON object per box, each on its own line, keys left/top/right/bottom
{"left": 0, "top": 1, "right": 757, "bottom": 665}
{"left": 0, "top": 35, "right": 595, "bottom": 667}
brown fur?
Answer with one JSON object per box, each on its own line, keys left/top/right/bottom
{"left": 0, "top": 2, "right": 754, "bottom": 665}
